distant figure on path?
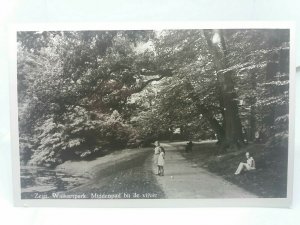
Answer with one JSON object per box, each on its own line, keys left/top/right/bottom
{"left": 157, "top": 147, "right": 165, "bottom": 176}
{"left": 255, "top": 131, "right": 259, "bottom": 142}
{"left": 154, "top": 141, "right": 162, "bottom": 174}
{"left": 234, "top": 152, "right": 256, "bottom": 175}
{"left": 185, "top": 141, "right": 193, "bottom": 152}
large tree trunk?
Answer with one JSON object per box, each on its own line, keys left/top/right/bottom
{"left": 203, "top": 29, "right": 244, "bottom": 149}
{"left": 222, "top": 70, "right": 244, "bottom": 148}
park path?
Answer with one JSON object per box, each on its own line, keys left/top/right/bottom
{"left": 43, "top": 142, "right": 257, "bottom": 199}
{"left": 154, "top": 143, "right": 257, "bottom": 198}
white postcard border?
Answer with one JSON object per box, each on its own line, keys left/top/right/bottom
{"left": 9, "top": 21, "right": 296, "bottom": 208}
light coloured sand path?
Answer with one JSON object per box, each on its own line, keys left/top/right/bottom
{"left": 154, "top": 143, "right": 257, "bottom": 198}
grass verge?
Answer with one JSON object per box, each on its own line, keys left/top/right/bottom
{"left": 181, "top": 142, "right": 288, "bottom": 198}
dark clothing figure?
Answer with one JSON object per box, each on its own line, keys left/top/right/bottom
{"left": 185, "top": 141, "right": 193, "bottom": 152}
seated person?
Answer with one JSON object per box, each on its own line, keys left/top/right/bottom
{"left": 234, "top": 152, "right": 255, "bottom": 175}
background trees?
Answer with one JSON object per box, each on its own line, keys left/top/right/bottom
{"left": 132, "top": 29, "right": 289, "bottom": 149}
{"left": 17, "top": 29, "right": 290, "bottom": 166}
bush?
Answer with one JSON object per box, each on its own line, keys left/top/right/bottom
{"left": 27, "top": 108, "right": 135, "bottom": 166}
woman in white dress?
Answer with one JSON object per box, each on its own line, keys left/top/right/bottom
{"left": 154, "top": 141, "right": 161, "bottom": 174}
{"left": 157, "top": 147, "right": 165, "bottom": 176}
{"left": 234, "top": 152, "right": 255, "bottom": 175}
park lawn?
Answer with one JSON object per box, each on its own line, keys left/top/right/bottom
{"left": 181, "top": 142, "right": 288, "bottom": 198}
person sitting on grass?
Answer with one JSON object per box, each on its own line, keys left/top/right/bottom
{"left": 234, "top": 152, "right": 256, "bottom": 175}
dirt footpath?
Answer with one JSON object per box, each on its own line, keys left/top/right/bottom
{"left": 154, "top": 143, "right": 257, "bottom": 198}
{"left": 62, "top": 148, "right": 164, "bottom": 199}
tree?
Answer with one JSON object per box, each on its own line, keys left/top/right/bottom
{"left": 18, "top": 29, "right": 290, "bottom": 165}
{"left": 17, "top": 30, "right": 173, "bottom": 166}
{"left": 132, "top": 29, "right": 290, "bottom": 151}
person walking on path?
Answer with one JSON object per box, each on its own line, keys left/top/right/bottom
{"left": 154, "top": 141, "right": 161, "bottom": 174}
{"left": 157, "top": 147, "right": 165, "bottom": 176}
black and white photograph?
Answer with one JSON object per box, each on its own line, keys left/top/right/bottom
{"left": 14, "top": 26, "right": 292, "bottom": 203}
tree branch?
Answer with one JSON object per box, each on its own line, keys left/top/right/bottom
{"left": 131, "top": 69, "right": 173, "bottom": 94}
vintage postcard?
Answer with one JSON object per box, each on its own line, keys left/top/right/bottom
{"left": 10, "top": 22, "right": 295, "bottom": 207}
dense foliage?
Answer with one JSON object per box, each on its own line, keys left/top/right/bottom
{"left": 17, "top": 29, "right": 290, "bottom": 166}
